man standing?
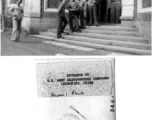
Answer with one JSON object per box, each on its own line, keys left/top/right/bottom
{"left": 88, "top": 0, "right": 99, "bottom": 26}
{"left": 78, "top": 0, "right": 86, "bottom": 29}
{"left": 67, "top": 0, "right": 81, "bottom": 32}
{"left": 67, "top": 0, "right": 75, "bottom": 32}
{"left": 57, "top": 0, "right": 68, "bottom": 39}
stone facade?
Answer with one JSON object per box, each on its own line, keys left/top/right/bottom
{"left": 3, "top": 0, "right": 121, "bottom": 33}
{"left": 133, "top": 0, "right": 151, "bottom": 42}
{"left": 3, "top": 0, "right": 151, "bottom": 41}
{"left": 134, "top": 0, "right": 151, "bottom": 21}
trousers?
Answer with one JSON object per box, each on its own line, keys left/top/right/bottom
{"left": 88, "top": 4, "right": 98, "bottom": 25}
{"left": 11, "top": 20, "right": 21, "bottom": 41}
{"left": 69, "top": 11, "right": 79, "bottom": 31}
{"left": 57, "top": 16, "right": 68, "bottom": 38}
{"left": 79, "top": 9, "right": 85, "bottom": 28}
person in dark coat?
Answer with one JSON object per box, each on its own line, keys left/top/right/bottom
{"left": 57, "top": 0, "right": 68, "bottom": 39}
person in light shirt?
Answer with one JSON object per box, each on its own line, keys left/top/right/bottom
{"left": 9, "top": 0, "right": 23, "bottom": 42}
{"left": 88, "top": 0, "right": 99, "bottom": 26}
{"left": 77, "top": 0, "right": 86, "bottom": 29}
{"left": 67, "top": 0, "right": 81, "bottom": 32}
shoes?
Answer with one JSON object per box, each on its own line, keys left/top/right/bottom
{"left": 80, "top": 26, "right": 86, "bottom": 29}
{"left": 70, "top": 30, "right": 74, "bottom": 33}
{"left": 78, "top": 29, "right": 82, "bottom": 32}
{"left": 76, "top": 29, "right": 82, "bottom": 33}
{"left": 11, "top": 40, "right": 19, "bottom": 42}
{"left": 62, "top": 31, "right": 66, "bottom": 33}
{"left": 65, "top": 32, "right": 70, "bottom": 35}
{"left": 57, "top": 36, "right": 64, "bottom": 39}
{"left": 96, "top": 24, "right": 99, "bottom": 27}
{"left": 89, "top": 23, "right": 92, "bottom": 26}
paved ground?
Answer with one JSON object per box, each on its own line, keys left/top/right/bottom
{"left": 1, "top": 31, "right": 130, "bottom": 56}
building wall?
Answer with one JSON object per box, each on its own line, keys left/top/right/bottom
{"left": 40, "top": 0, "right": 122, "bottom": 26}
{"left": 4, "top": 0, "right": 26, "bottom": 29}
{"left": 134, "top": 0, "right": 151, "bottom": 21}
{"left": 3, "top": 0, "right": 122, "bottom": 33}
{"left": 134, "top": 0, "right": 151, "bottom": 42}
{"left": 38, "top": 0, "right": 70, "bottom": 31}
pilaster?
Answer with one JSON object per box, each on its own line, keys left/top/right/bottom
{"left": 22, "top": 0, "right": 41, "bottom": 34}
{"left": 120, "top": 0, "right": 135, "bottom": 27}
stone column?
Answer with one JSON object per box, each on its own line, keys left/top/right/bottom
{"left": 21, "top": 0, "right": 41, "bottom": 34}
{"left": 1, "top": 0, "right": 6, "bottom": 31}
{"left": 120, "top": 0, "right": 135, "bottom": 27}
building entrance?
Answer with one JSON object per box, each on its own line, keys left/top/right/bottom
{"left": 96, "top": 0, "right": 121, "bottom": 24}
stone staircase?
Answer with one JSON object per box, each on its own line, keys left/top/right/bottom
{"left": 31, "top": 25, "right": 151, "bottom": 55}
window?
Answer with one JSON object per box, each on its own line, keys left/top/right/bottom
{"left": 138, "top": 0, "right": 152, "bottom": 13}
{"left": 44, "top": 0, "right": 59, "bottom": 12}
{"left": 44, "top": 0, "right": 68, "bottom": 12}
{"left": 7, "top": 0, "right": 25, "bottom": 7}
{"left": 47, "top": 0, "right": 58, "bottom": 8}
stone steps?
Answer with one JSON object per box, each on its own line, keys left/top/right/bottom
{"left": 32, "top": 32, "right": 151, "bottom": 55}
{"left": 40, "top": 32, "right": 151, "bottom": 50}
{"left": 32, "top": 25, "right": 151, "bottom": 55}
{"left": 49, "top": 29, "right": 148, "bottom": 43}
{"left": 81, "top": 29, "right": 143, "bottom": 37}
{"left": 42, "top": 41, "right": 96, "bottom": 51}
{"left": 72, "top": 32, "right": 148, "bottom": 43}
{"left": 86, "top": 26, "right": 139, "bottom": 32}
{"left": 49, "top": 28, "right": 142, "bottom": 37}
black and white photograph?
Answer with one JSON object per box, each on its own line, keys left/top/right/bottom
{"left": 0, "top": 1, "right": 152, "bottom": 120}
{"left": 0, "top": 0, "right": 151, "bottom": 55}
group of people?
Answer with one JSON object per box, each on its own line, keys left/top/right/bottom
{"left": 9, "top": 0, "right": 99, "bottom": 41}
{"left": 57, "top": 0, "right": 99, "bottom": 39}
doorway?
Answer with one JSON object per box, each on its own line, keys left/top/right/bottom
{"left": 97, "top": 0, "right": 121, "bottom": 24}
{"left": 98, "top": 0, "right": 107, "bottom": 22}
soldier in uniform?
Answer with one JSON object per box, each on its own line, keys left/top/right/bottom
{"left": 88, "top": 0, "right": 99, "bottom": 26}
{"left": 57, "top": 0, "right": 68, "bottom": 39}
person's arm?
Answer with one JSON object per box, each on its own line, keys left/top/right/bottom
{"left": 67, "top": 3, "right": 73, "bottom": 11}
{"left": 57, "top": 3, "right": 63, "bottom": 12}
{"left": 75, "top": 2, "right": 80, "bottom": 11}
{"left": 57, "top": 0, "right": 66, "bottom": 13}
{"left": 89, "top": 0, "right": 96, "bottom": 4}
{"left": 21, "top": 7, "right": 24, "bottom": 14}
{"left": 9, "top": 5, "right": 14, "bottom": 15}
{"left": 83, "top": 1, "right": 87, "bottom": 12}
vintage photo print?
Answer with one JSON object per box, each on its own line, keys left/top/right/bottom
{"left": 1, "top": 0, "right": 151, "bottom": 56}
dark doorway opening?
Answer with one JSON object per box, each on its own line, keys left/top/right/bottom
{"left": 86, "top": 0, "right": 121, "bottom": 25}
{"left": 108, "top": 8, "right": 111, "bottom": 23}
{"left": 99, "top": 0, "right": 107, "bottom": 22}
{"left": 97, "top": 0, "right": 121, "bottom": 24}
